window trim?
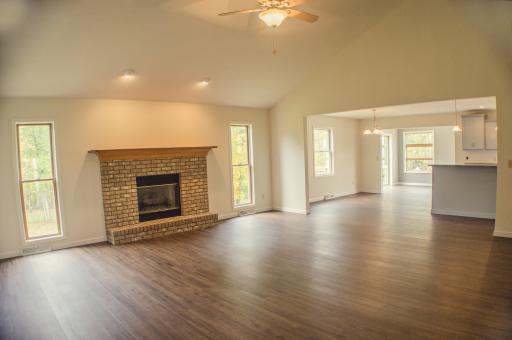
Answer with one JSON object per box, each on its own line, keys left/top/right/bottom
{"left": 403, "top": 130, "right": 434, "bottom": 174}
{"left": 229, "top": 123, "right": 255, "bottom": 209}
{"left": 313, "top": 127, "right": 334, "bottom": 177}
{"left": 15, "top": 122, "right": 64, "bottom": 242}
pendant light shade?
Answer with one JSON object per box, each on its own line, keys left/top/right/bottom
{"left": 452, "top": 99, "right": 462, "bottom": 132}
{"left": 363, "top": 109, "right": 382, "bottom": 135}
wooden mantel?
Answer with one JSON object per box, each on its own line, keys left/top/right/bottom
{"left": 89, "top": 146, "right": 217, "bottom": 161}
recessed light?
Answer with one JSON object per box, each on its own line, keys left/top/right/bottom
{"left": 121, "top": 69, "right": 136, "bottom": 81}
{"left": 199, "top": 78, "right": 211, "bottom": 86}
{"left": 479, "top": 105, "right": 484, "bottom": 109}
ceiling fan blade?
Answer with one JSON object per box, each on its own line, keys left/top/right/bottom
{"left": 282, "top": 0, "right": 305, "bottom": 7}
{"left": 218, "top": 8, "right": 263, "bottom": 16}
{"left": 287, "top": 9, "right": 319, "bottom": 23}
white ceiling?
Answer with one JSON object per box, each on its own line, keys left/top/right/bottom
{"left": 324, "top": 97, "right": 497, "bottom": 120}
{"left": 0, "top": 0, "right": 398, "bottom": 108}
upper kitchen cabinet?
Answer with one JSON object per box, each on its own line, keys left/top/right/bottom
{"left": 462, "top": 115, "right": 485, "bottom": 150}
{"left": 485, "top": 121, "right": 497, "bottom": 150}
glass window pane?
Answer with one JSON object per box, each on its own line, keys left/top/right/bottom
{"left": 315, "top": 151, "right": 330, "bottom": 175}
{"left": 230, "top": 126, "right": 249, "bottom": 166}
{"left": 314, "top": 129, "right": 330, "bottom": 152}
{"left": 18, "top": 124, "right": 53, "bottom": 181}
{"left": 232, "top": 165, "right": 251, "bottom": 206}
{"left": 406, "top": 160, "right": 432, "bottom": 173}
{"left": 22, "top": 180, "right": 59, "bottom": 238}
{"left": 406, "top": 146, "right": 433, "bottom": 159}
{"left": 405, "top": 132, "right": 432, "bottom": 144}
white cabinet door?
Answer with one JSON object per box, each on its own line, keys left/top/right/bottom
{"left": 462, "top": 115, "right": 485, "bottom": 150}
{"left": 485, "top": 121, "right": 497, "bottom": 150}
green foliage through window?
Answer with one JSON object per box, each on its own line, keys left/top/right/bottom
{"left": 404, "top": 131, "right": 433, "bottom": 173}
{"left": 313, "top": 128, "right": 333, "bottom": 176}
{"left": 230, "top": 125, "right": 253, "bottom": 206}
{"left": 17, "top": 123, "right": 61, "bottom": 239}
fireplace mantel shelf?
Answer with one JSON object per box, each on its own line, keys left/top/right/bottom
{"left": 89, "top": 146, "right": 217, "bottom": 161}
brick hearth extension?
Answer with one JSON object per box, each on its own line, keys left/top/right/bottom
{"left": 90, "top": 147, "right": 218, "bottom": 245}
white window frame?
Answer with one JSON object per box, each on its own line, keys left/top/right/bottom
{"left": 313, "top": 128, "right": 334, "bottom": 177}
{"left": 229, "top": 123, "right": 255, "bottom": 208}
{"left": 14, "top": 121, "right": 65, "bottom": 243}
{"left": 403, "top": 130, "right": 434, "bottom": 174}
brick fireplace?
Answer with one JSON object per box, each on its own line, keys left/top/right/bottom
{"left": 90, "top": 147, "right": 218, "bottom": 245}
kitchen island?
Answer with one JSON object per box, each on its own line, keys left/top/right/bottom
{"left": 431, "top": 164, "right": 497, "bottom": 219}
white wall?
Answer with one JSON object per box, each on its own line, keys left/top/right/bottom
{"left": 270, "top": 0, "right": 512, "bottom": 236}
{"left": 306, "top": 115, "right": 359, "bottom": 202}
{"left": 0, "top": 98, "right": 272, "bottom": 258}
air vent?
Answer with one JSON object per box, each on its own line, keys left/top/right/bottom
{"left": 22, "top": 246, "right": 51, "bottom": 256}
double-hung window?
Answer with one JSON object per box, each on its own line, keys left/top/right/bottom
{"left": 313, "top": 128, "right": 334, "bottom": 176}
{"left": 404, "top": 131, "right": 434, "bottom": 173}
{"left": 230, "top": 124, "right": 254, "bottom": 207}
{"left": 16, "top": 123, "right": 62, "bottom": 240}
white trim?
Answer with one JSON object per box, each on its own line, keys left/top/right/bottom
{"left": 0, "top": 250, "right": 23, "bottom": 260}
{"left": 218, "top": 212, "right": 239, "bottom": 220}
{"left": 0, "top": 235, "right": 107, "bottom": 260}
{"left": 493, "top": 230, "right": 512, "bottom": 238}
{"left": 313, "top": 127, "right": 334, "bottom": 177}
{"left": 309, "top": 191, "right": 358, "bottom": 203}
{"left": 50, "top": 235, "right": 107, "bottom": 251}
{"left": 274, "top": 207, "right": 308, "bottom": 215}
{"left": 431, "top": 209, "right": 495, "bottom": 219}
{"left": 229, "top": 123, "right": 255, "bottom": 209}
{"left": 397, "top": 182, "right": 432, "bottom": 187}
{"left": 359, "top": 188, "right": 381, "bottom": 194}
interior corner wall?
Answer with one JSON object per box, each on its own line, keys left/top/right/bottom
{"left": 269, "top": 0, "right": 512, "bottom": 236}
{"left": 0, "top": 98, "right": 272, "bottom": 258}
{"left": 306, "top": 115, "right": 359, "bottom": 202}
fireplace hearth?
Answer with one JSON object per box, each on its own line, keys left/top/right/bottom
{"left": 136, "top": 174, "right": 181, "bottom": 222}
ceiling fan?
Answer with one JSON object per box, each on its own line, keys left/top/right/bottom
{"left": 218, "top": 0, "right": 319, "bottom": 28}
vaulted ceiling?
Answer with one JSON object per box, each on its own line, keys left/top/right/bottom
{"left": 0, "top": 0, "right": 510, "bottom": 109}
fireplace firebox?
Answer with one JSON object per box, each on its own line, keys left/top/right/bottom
{"left": 136, "top": 174, "right": 181, "bottom": 222}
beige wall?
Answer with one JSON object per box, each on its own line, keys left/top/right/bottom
{"left": 270, "top": 0, "right": 512, "bottom": 236}
{"left": 0, "top": 98, "right": 272, "bottom": 258}
{"left": 306, "top": 115, "right": 359, "bottom": 202}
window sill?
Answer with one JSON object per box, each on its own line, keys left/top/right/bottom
{"left": 24, "top": 233, "right": 64, "bottom": 245}
{"left": 315, "top": 174, "right": 334, "bottom": 178}
{"left": 404, "top": 171, "right": 432, "bottom": 174}
{"left": 233, "top": 203, "right": 255, "bottom": 210}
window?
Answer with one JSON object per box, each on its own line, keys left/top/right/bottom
{"left": 404, "top": 131, "right": 433, "bottom": 173}
{"left": 313, "top": 128, "right": 334, "bottom": 176}
{"left": 16, "top": 123, "right": 62, "bottom": 240}
{"left": 230, "top": 124, "right": 254, "bottom": 207}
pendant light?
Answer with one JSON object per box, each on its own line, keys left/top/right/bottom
{"left": 363, "top": 109, "right": 383, "bottom": 135}
{"left": 452, "top": 99, "right": 462, "bottom": 132}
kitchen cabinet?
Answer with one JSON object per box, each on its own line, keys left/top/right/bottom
{"left": 485, "top": 121, "right": 497, "bottom": 150}
{"left": 462, "top": 115, "right": 485, "bottom": 150}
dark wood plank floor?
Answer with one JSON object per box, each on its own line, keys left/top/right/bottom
{"left": 1, "top": 186, "right": 511, "bottom": 339}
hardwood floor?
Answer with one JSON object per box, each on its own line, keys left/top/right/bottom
{"left": 1, "top": 186, "right": 511, "bottom": 339}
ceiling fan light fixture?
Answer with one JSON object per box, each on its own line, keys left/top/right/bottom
{"left": 259, "top": 8, "right": 288, "bottom": 27}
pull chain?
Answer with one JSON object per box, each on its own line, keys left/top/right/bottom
{"left": 273, "top": 38, "right": 278, "bottom": 55}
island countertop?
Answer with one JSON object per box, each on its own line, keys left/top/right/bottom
{"left": 431, "top": 164, "right": 496, "bottom": 219}
{"left": 430, "top": 163, "right": 497, "bottom": 168}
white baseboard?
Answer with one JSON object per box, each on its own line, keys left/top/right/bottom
{"left": 274, "top": 207, "right": 308, "bottom": 215}
{"left": 218, "top": 212, "right": 239, "bottom": 220}
{"left": 218, "top": 207, "right": 273, "bottom": 221}
{"left": 397, "top": 182, "right": 432, "bottom": 187}
{"left": 0, "top": 235, "right": 107, "bottom": 261}
{"left": 431, "top": 209, "right": 495, "bottom": 219}
{"left": 359, "top": 188, "right": 381, "bottom": 194}
{"left": 309, "top": 191, "right": 358, "bottom": 203}
{"left": 0, "top": 249, "right": 23, "bottom": 260}
{"left": 493, "top": 230, "right": 512, "bottom": 238}
{"left": 51, "top": 235, "right": 107, "bottom": 251}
